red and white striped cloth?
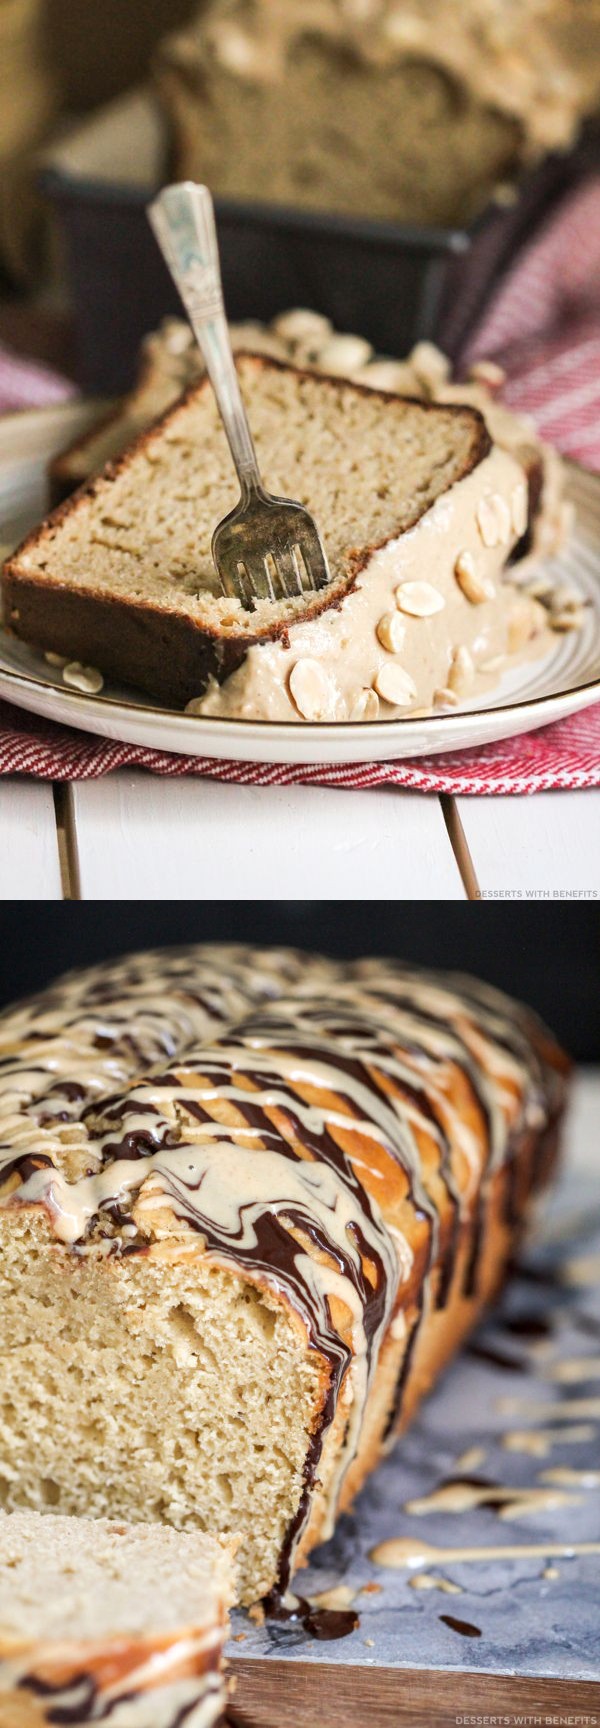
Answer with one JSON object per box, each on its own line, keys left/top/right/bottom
{"left": 466, "top": 174, "right": 600, "bottom": 470}
{"left": 1, "top": 175, "right": 599, "bottom": 791}
{"left": 0, "top": 697, "right": 597, "bottom": 792}
{"left": 0, "top": 347, "right": 75, "bottom": 415}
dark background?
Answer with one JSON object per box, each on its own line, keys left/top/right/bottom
{"left": 0, "top": 905, "right": 598, "bottom": 1060}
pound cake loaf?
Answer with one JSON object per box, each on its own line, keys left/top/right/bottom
{"left": 155, "top": 0, "right": 600, "bottom": 229}
{"left": 0, "top": 945, "right": 568, "bottom": 1606}
{"left": 4, "top": 353, "right": 555, "bottom": 719}
{"left": 0, "top": 1512, "right": 235, "bottom": 1727}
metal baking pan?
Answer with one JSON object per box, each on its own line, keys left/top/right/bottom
{"left": 39, "top": 91, "right": 600, "bottom": 396}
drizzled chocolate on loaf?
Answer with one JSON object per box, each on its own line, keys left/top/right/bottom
{"left": 0, "top": 946, "right": 568, "bottom": 1601}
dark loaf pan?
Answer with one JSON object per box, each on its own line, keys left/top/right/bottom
{"left": 40, "top": 89, "right": 600, "bottom": 396}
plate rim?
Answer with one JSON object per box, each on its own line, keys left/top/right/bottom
{"left": 0, "top": 652, "right": 599, "bottom": 738}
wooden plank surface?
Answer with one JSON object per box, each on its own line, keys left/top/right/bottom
{"left": 0, "top": 782, "right": 62, "bottom": 899}
{"left": 454, "top": 790, "right": 600, "bottom": 899}
{"left": 230, "top": 1660, "right": 600, "bottom": 1728}
{"left": 69, "top": 774, "right": 464, "bottom": 900}
{"left": 2, "top": 773, "right": 597, "bottom": 900}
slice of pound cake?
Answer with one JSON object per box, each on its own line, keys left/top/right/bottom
{"left": 47, "top": 313, "right": 568, "bottom": 580}
{"left": 0, "top": 1512, "right": 235, "bottom": 1728}
{"left": 3, "top": 354, "right": 552, "bottom": 719}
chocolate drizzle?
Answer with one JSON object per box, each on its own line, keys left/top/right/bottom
{"left": 439, "top": 1614, "right": 482, "bottom": 1638}
{"left": 18, "top": 1659, "right": 222, "bottom": 1726}
{"left": 0, "top": 1149, "right": 54, "bottom": 1184}
{"left": 466, "top": 1341, "right": 527, "bottom": 1373}
{"left": 263, "top": 1591, "right": 359, "bottom": 1640}
{"left": 500, "top": 1313, "right": 552, "bottom": 1340}
{"left": 21, "top": 1669, "right": 100, "bottom": 1724}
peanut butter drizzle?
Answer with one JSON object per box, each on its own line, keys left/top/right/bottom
{"left": 453, "top": 1446, "right": 487, "bottom": 1471}
{"left": 498, "top": 1397, "right": 600, "bottom": 1421}
{"left": 408, "top": 1574, "right": 462, "bottom": 1594}
{"left": 502, "top": 1425, "right": 597, "bottom": 1457}
{"left": 404, "top": 1482, "right": 580, "bottom": 1520}
{"left": 545, "top": 1356, "right": 600, "bottom": 1382}
{"left": 562, "top": 1253, "right": 600, "bottom": 1288}
{"left": 539, "top": 1466, "right": 600, "bottom": 1487}
{"left": 370, "top": 1536, "right": 600, "bottom": 1570}
{"left": 0, "top": 946, "right": 566, "bottom": 1602}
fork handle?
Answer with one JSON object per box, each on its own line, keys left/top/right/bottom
{"left": 148, "top": 182, "right": 262, "bottom": 497}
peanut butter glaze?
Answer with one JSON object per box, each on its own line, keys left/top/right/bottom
{"left": 0, "top": 946, "right": 567, "bottom": 1603}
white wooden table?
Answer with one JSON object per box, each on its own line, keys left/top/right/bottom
{"left": 1, "top": 775, "right": 599, "bottom": 900}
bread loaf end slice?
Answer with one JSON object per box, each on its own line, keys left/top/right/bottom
{"left": 0, "top": 1511, "right": 235, "bottom": 1728}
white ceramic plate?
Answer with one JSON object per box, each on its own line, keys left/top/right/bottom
{"left": 0, "top": 402, "right": 599, "bottom": 765}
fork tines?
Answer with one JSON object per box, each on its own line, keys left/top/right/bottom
{"left": 214, "top": 507, "right": 330, "bottom": 608}
{"left": 239, "top": 543, "right": 321, "bottom": 605}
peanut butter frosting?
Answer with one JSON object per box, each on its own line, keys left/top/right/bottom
{"left": 190, "top": 444, "right": 554, "bottom": 723}
{"left": 0, "top": 947, "right": 568, "bottom": 1600}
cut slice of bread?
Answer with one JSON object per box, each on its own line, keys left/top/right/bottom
{"left": 46, "top": 316, "right": 567, "bottom": 578}
{"left": 4, "top": 354, "right": 493, "bottom": 710}
{"left": 0, "top": 1511, "right": 235, "bottom": 1728}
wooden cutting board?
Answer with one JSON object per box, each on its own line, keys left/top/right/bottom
{"left": 230, "top": 1662, "right": 598, "bottom": 1727}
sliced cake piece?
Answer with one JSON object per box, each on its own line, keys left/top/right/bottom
{"left": 47, "top": 313, "right": 568, "bottom": 572}
{"left": 3, "top": 353, "right": 552, "bottom": 717}
{"left": 0, "top": 1511, "right": 235, "bottom": 1728}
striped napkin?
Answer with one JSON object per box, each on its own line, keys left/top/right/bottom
{"left": 1, "top": 174, "right": 599, "bottom": 791}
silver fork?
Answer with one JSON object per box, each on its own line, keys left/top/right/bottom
{"left": 148, "top": 182, "right": 331, "bottom": 608}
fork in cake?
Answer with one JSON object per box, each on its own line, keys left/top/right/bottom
{"left": 149, "top": 181, "right": 331, "bottom": 607}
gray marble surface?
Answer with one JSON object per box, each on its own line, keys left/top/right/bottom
{"left": 228, "top": 1071, "right": 600, "bottom": 1677}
